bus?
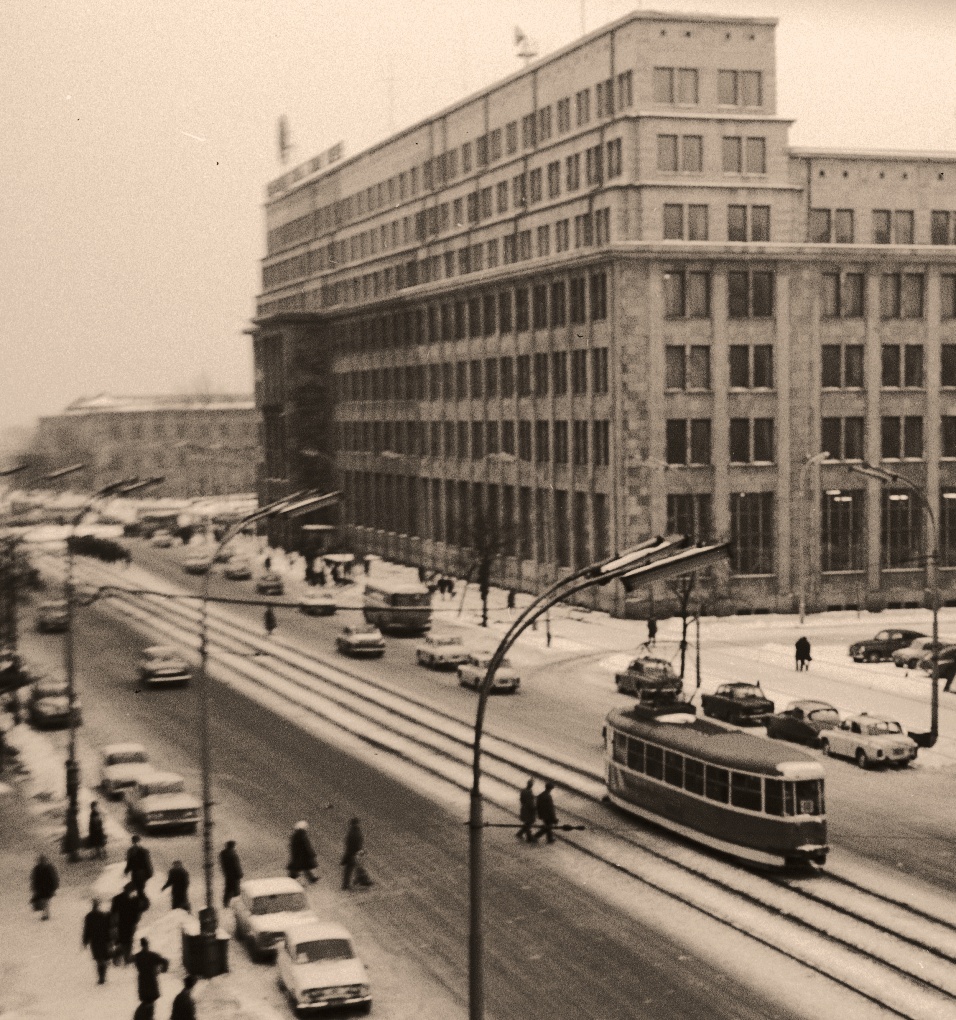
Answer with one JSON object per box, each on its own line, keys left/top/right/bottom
{"left": 604, "top": 705, "right": 828, "bottom": 869}
{"left": 363, "top": 580, "right": 432, "bottom": 635}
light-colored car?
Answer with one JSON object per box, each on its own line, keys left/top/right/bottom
{"left": 137, "top": 645, "right": 191, "bottom": 686}
{"left": 820, "top": 713, "right": 918, "bottom": 769}
{"left": 276, "top": 920, "right": 371, "bottom": 1015}
{"left": 457, "top": 653, "right": 520, "bottom": 693}
{"left": 232, "top": 877, "right": 317, "bottom": 960}
{"left": 256, "top": 572, "right": 285, "bottom": 596}
{"left": 99, "top": 742, "right": 153, "bottom": 798}
{"left": 150, "top": 530, "right": 175, "bottom": 548}
{"left": 125, "top": 771, "right": 200, "bottom": 832}
{"left": 183, "top": 553, "right": 213, "bottom": 575}
{"left": 223, "top": 558, "right": 253, "bottom": 581}
{"left": 26, "top": 678, "right": 82, "bottom": 729}
{"left": 35, "top": 600, "right": 69, "bottom": 633}
{"left": 416, "top": 633, "right": 469, "bottom": 669}
{"left": 299, "top": 592, "right": 337, "bottom": 617}
{"left": 335, "top": 624, "right": 385, "bottom": 657}
{"left": 892, "top": 638, "right": 952, "bottom": 669}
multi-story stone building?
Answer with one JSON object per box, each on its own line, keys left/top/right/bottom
{"left": 35, "top": 395, "right": 258, "bottom": 498}
{"left": 251, "top": 8, "right": 956, "bottom": 615}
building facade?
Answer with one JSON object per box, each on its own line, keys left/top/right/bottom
{"left": 251, "top": 8, "right": 956, "bottom": 615}
{"left": 35, "top": 395, "right": 258, "bottom": 499}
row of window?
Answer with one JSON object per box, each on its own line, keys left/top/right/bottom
{"left": 337, "top": 348, "right": 609, "bottom": 403}
{"left": 810, "top": 208, "right": 956, "bottom": 246}
{"left": 663, "top": 203, "right": 770, "bottom": 242}
{"left": 652, "top": 67, "right": 764, "bottom": 108}
{"left": 656, "top": 134, "right": 767, "bottom": 175}
{"left": 339, "top": 417, "right": 611, "bottom": 467}
{"left": 665, "top": 418, "right": 774, "bottom": 465}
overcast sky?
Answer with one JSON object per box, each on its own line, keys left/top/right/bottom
{"left": 1, "top": 0, "right": 954, "bottom": 443}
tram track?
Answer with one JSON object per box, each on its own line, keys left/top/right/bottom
{"left": 77, "top": 560, "right": 956, "bottom": 1020}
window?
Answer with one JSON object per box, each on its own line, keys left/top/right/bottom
{"left": 664, "top": 204, "right": 708, "bottom": 240}
{"left": 664, "top": 270, "right": 710, "bottom": 318}
{"left": 489, "top": 128, "right": 502, "bottom": 162}
{"left": 590, "top": 273, "right": 607, "bottom": 321}
{"left": 728, "top": 205, "right": 746, "bottom": 242}
{"left": 730, "top": 492, "right": 775, "bottom": 574}
{"left": 894, "top": 210, "right": 914, "bottom": 245}
{"left": 518, "top": 421, "right": 532, "bottom": 460}
{"left": 522, "top": 113, "right": 536, "bottom": 150}
{"left": 881, "top": 273, "right": 924, "bottom": 319}
{"left": 536, "top": 224, "right": 550, "bottom": 258}
{"left": 566, "top": 153, "right": 581, "bottom": 191}
{"left": 575, "top": 88, "right": 591, "bottom": 126}
{"left": 688, "top": 205, "right": 708, "bottom": 241}
{"left": 595, "top": 207, "right": 611, "bottom": 246}
{"left": 882, "top": 344, "right": 924, "bottom": 388}
{"left": 835, "top": 209, "right": 854, "bottom": 243}
{"left": 498, "top": 292, "right": 513, "bottom": 334}
{"left": 485, "top": 357, "right": 498, "bottom": 395}
{"left": 719, "top": 69, "right": 762, "bottom": 106}
{"left": 533, "top": 285, "right": 548, "bottom": 329}
{"left": 557, "top": 98, "right": 571, "bottom": 133}
{"left": 535, "top": 420, "right": 550, "bottom": 461}
{"left": 501, "top": 420, "right": 515, "bottom": 456}
{"left": 822, "top": 344, "right": 864, "bottom": 388}
{"left": 551, "top": 421, "right": 567, "bottom": 464}
{"left": 617, "top": 70, "right": 633, "bottom": 109}
{"left": 882, "top": 489, "right": 922, "bottom": 568}
{"left": 515, "top": 287, "right": 529, "bottom": 330}
{"left": 667, "top": 493, "right": 712, "bottom": 543}
{"left": 574, "top": 213, "right": 593, "bottom": 248}
{"left": 664, "top": 205, "right": 683, "bottom": 240}
{"left": 931, "top": 211, "right": 952, "bottom": 246}
{"left": 722, "top": 136, "right": 742, "bottom": 173}
{"left": 729, "top": 418, "right": 775, "bottom": 463}
{"left": 821, "top": 417, "right": 864, "bottom": 461}
{"left": 538, "top": 105, "right": 552, "bottom": 142}
{"left": 653, "top": 67, "right": 674, "bottom": 103}
{"left": 665, "top": 419, "right": 712, "bottom": 465}
{"left": 665, "top": 345, "right": 710, "bottom": 390}
{"left": 705, "top": 765, "right": 729, "bottom": 803}
{"left": 729, "top": 345, "right": 773, "bottom": 388}
{"left": 728, "top": 271, "right": 774, "bottom": 317}
{"left": 593, "top": 420, "right": 610, "bottom": 466}
{"left": 570, "top": 277, "right": 586, "bottom": 324}
{"left": 821, "top": 490, "right": 865, "bottom": 571}
{"left": 941, "top": 489, "right": 956, "bottom": 567}
{"left": 881, "top": 416, "right": 923, "bottom": 460}
{"left": 751, "top": 205, "right": 770, "bottom": 241}
{"left": 745, "top": 137, "right": 766, "bottom": 174}
{"left": 681, "top": 136, "right": 703, "bottom": 173}
{"left": 506, "top": 121, "right": 518, "bottom": 154}
{"left": 556, "top": 219, "right": 570, "bottom": 252}
{"left": 676, "top": 67, "right": 699, "bottom": 105}
{"left": 810, "top": 209, "right": 831, "bottom": 244}
{"left": 657, "top": 135, "right": 678, "bottom": 172}
{"left": 943, "top": 344, "right": 956, "bottom": 386}
{"left": 469, "top": 359, "right": 483, "bottom": 398}
{"left": 517, "top": 353, "right": 532, "bottom": 395}
{"left": 943, "top": 276, "right": 956, "bottom": 320}
{"left": 742, "top": 70, "right": 762, "bottom": 106}
{"left": 731, "top": 773, "right": 762, "bottom": 811}
{"left": 873, "top": 210, "right": 891, "bottom": 244}
{"left": 572, "top": 349, "right": 588, "bottom": 394}
{"left": 496, "top": 181, "right": 508, "bottom": 215}
{"left": 585, "top": 145, "right": 604, "bottom": 186}
{"left": 821, "top": 273, "right": 864, "bottom": 318}
{"left": 552, "top": 351, "right": 568, "bottom": 395}
{"left": 551, "top": 282, "right": 566, "bottom": 327}
{"left": 534, "top": 352, "right": 549, "bottom": 395}
{"left": 596, "top": 79, "right": 614, "bottom": 118}
{"left": 592, "top": 348, "right": 608, "bottom": 393}
{"left": 729, "top": 205, "right": 769, "bottom": 241}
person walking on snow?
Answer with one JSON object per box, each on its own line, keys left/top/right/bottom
{"left": 124, "top": 835, "right": 153, "bottom": 898}
{"left": 161, "top": 860, "right": 190, "bottom": 912}
{"left": 82, "top": 898, "right": 112, "bottom": 984}
{"left": 30, "top": 853, "right": 59, "bottom": 920}
{"left": 133, "top": 937, "right": 168, "bottom": 1006}
{"left": 341, "top": 818, "right": 365, "bottom": 890}
{"left": 110, "top": 883, "right": 146, "bottom": 965}
{"left": 516, "top": 778, "right": 537, "bottom": 842}
{"left": 264, "top": 604, "right": 277, "bottom": 636}
{"left": 86, "top": 801, "right": 107, "bottom": 859}
{"left": 795, "top": 636, "right": 812, "bottom": 672}
{"left": 170, "top": 975, "right": 198, "bottom": 1020}
{"left": 288, "top": 820, "right": 319, "bottom": 883}
{"left": 219, "top": 839, "right": 243, "bottom": 907}
{"left": 531, "top": 782, "right": 559, "bottom": 844}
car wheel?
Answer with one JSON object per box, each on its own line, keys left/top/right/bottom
{"left": 855, "top": 748, "right": 869, "bottom": 770}
{"left": 820, "top": 739, "right": 831, "bottom": 756}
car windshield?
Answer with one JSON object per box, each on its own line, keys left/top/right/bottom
{"left": 808, "top": 708, "right": 839, "bottom": 724}
{"left": 251, "top": 892, "right": 307, "bottom": 916}
{"left": 353, "top": 627, "right": 379, "bottom": 636}
{"left": 36, "top": 682, "right": 67, "bottom": 696}
{"left": 107, "top": 751, "right": 148, "bottom": 765}
{"left": 143, "top": 780, "right": 185, "bottom": 796}
{"left": 866, "top": 720, "right": 903, "bottom": 736}
{"left": 733, "top": 687, "right": 762, "bottom": 700}
{"left": 875, "top": 631, "right": 890, "bottom": 640}
{"left": 293, "top": 938, "right": 354, "bottom": 964}
{"left": 431, "top": 636, "right": 461, "bottom": 646}
{"left": 149, "top": 648, "right": 178, "bottom": 660}
{"left": 41, "top": 602, "right": 67, "bottom": 612}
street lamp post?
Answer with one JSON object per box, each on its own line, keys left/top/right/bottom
{"left": 798, "top": 451, "right": 830, "bottom": 624}
{"left": 850, "top": 462, "right": 940, "bottom": 745}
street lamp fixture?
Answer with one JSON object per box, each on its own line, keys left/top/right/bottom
{"left": 798, "top": 452, "right": 830, "bottom": 624}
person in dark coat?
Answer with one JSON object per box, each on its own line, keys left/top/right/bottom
{"left": 516, "top": 778, "right": 537, "bottom": 842}
{"left": 288, "top": 820, "right": 319, "bottom": 883}
{"left": 219, "top": 840, "right": 243, "bottom": 907}
{"left": 133, "top": 937, "right": 169, "bottom": 1005}
{"left": 795, "top": 636, "right": 812, "bottom": 672}
{"left": 30, "top": 853, "right": 59, "bottom": 920}
{"left": 82, "top": 897, "right": 112, "bottom": 984}
{"left": 132, "top": 1003, "right": 155, "bottom": 1020}
{"left": 531, "top": 782, "right": 559, "bottom": 844}
{"left": 161, "top": 860, "right": 190, "bottom": 912}
{"left": 264, "top": 605, "right": 277, "bottom": 636}
{"left": 341, "top": 818, "right": 365, "bottom": 890}
{"left": 507, "top": 588, "right": 517, "bottom": 612}
{"left": 124, "top": 835, "right": 153, "bottom": 898}
{"left": 86, "top": 801, "right": 107, "bottom": 859}
{"left": 110, "top": 883, "right": 146, "bottom": 965}
{"left": 647, "top": 617, "right": 658, "bottom": 647}
{"left": 170, "top": 975, "right": 198, "bottom": 1020}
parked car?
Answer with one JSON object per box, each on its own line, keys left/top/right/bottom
{"left": 335, "top": 624, "right": 385, "bottom": 657}
{"left": 255, "top": 572, "right": 285, "bottom": 596}
{"left": 416, "top": 633, "right": 469, "bottom": 669}
{"left": 892, "top": 638, "right": 951, "bottom": 669}
{"left": 276, "top": 920, "right": 371, "bottom": 1015}
{"left": 614, "top": 651, "right": 683, "bottom": 704}
{"left": 457, "top": 653, "right": 520, "bottom": 694}
{"left": 819, "top": 713, "right": 918, "bottom": 768}
{"left": 700, "top": 683, "right": 774, "bottom": 726}
{"left": 125, "top": 771, "right": 200, "bottom": 832}
{"left": 99, "top": 742, "right": 153, "bottom": 798}
{"left": 137, "top": 645, "right": 192, "bottom": 686}
{"left": 232, "top": 877, "right": 317, "bottom": 960}
{"left": 223, "top": 558, "right": 253, "bottom": 581}
{"left": 35, "top": 600, "right": 69, "bottom": 633}
{"left": 183, "top": 553, "right": 213, "bottom": 575}
{"left": 918, "top": 644, "right": 956, "bottom": 679}
{"left": 26, "top": 678, "right": 82, "bottom": 729}
{"left": 849, "top": 629, "right": 925, "bottom": 663}
{"left": 765, "top": 700, "right": 840, "bottom": 747}
{"left": 150, "top": 530, "right": 174, "bottom": 548}
{"left": 299, "top": 592, "right": 337, "bottom": 617}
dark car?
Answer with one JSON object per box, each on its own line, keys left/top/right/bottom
{"left": 918, "top": 644, "right": 956, "bottom": 682}
{"left": 849, "top": 629, "right": 925, "bottom": 663}
{"left": 700, "top": 683, "right": 774, "bottom": 726}
{"left": 255, "top": 572, "right": 284, "bottom": 596}
{"left": 765, "top": 700, "right": 840, "bottom": 746}
{"left": 35, "top": 600, "right": 69, "bottom": 633}
{"left": 614, "top": 652, "right": 684, "bottom": 706}
{"left": 26, "top": 678, "right": 82, "bottom": 729}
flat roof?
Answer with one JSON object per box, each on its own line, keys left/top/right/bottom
{"left": 791, "top": 146, "right": 956, "bottom": 163}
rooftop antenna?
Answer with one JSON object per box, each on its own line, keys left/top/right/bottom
{"left": 514, "top": 26, "right": 538, "bottom": 66}
{"left": 277, "top": 115, "right": 292, "bottom": 166}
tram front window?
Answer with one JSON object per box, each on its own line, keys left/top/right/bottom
{"left": 795, "top": 779, "right": 823, "bottom": 816}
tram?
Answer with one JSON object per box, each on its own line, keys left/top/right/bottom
{"left": 362, "top": 580, "right": 432, "bottom": 634}
{"left": 604, "top": 705, "right": 828, "bottom": 868}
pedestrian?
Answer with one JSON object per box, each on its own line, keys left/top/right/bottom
{"left": 795, "top": 636, "right": 812, "bottom": 672}
{"left": 363, "top": 554, "right": 371, "bottom": 575}
{"left": 317, "top": 564, "right": 327, "bottom": 586}
{"left": 133, "top": 937, "right": 169, "bottom": 1005}
{"left": 30, "top": 853, "right": 59, "bottom": 920}
{"left": 264, "top": 604, "right": 277, "bottom": 636}
{"left": 219, "top": 839, "right": 243, "bottom": 907}
{"left": 447, "top": 578, "right": 456, "bottom": 598}
{"left": 516, "top": 778, "right": 537, "bottom": 842}
{"left": 341, "top": 818, "right": 365, "bottom": 890}
{"left": 132, "top": 1003, "right": 155, "bottom": 1020}
{"left": 264, "top": 555, "right": 272, "bottom": 570}
{"left": 86, "top": 801, "right": 107, "bottom": 860}
{"left": 170, "top": 975, "right": 198, "bottom": 1020}
{"left": 110, "top": 883, "right": 146, "bottom": 965}
{"left": 288, "top": 820, "right": 319, "bottom": 883}
{"left": 305, "top": 560, "right": 315, "bottom": 587}
{"left": 417, "top": 565, "right": 426, "bottom": 583}
{"left": 507, "top": 588, "right": 517, "bottom": 612}
{"left": 82, "top": 897, "right": 112, "bottom": 984}
{"left": 124, "top": 835, "right": 153, "bottom": 899}
{"left": 161, "top": 860, "right": 191, "bottom": 912}
{"left": 647, "top": 617, "right": 658, "bottom": 647}
{"left": 531, "top": 781, "right": 559, "bottom": 844}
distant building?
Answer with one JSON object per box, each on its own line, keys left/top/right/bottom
{"left": 35, "top": 394, "right": 258, "bottom": 498}
{"left": 250, "top": 7, "right": 956, "bottom": 615}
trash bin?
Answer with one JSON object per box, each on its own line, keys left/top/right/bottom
{"left": 181, "top": 911, "right": 229, "bottom": 978}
